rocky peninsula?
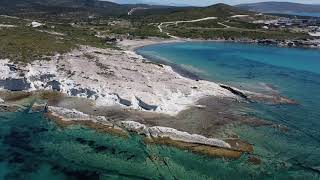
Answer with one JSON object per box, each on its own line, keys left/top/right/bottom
{"left": 0, "top": 43, "right": 239, "bottom": 115}
{"left": 0, "top": 39, "right": 296, "bottom": 159}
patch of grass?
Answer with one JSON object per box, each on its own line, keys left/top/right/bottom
{"left": 0, "top": 16, "right": 116, "bottom": 63}
{"left": 179, "top": 20, "right": 225, "bottom": 28}
{"left": 138, "top": 3, "right": 253, "bottom": 23}
{"left": 0, "top": 15, "right": 28, "bottom": 25}
{"left": 108, "top": 24, "right": 168, "bottom": 38}
{"left": 223, "top": 20, "right": 261, "bottom": 29}
{"left": 0, "top": 27, "right": 75, "bottom": 63}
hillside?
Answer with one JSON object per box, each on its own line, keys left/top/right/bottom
{"left": 237, "top": 2, "right": 320, "bottom": 14}
{"left": 0, "top": 0, "right": 121, "bottom": 8}
{"left": 114, "top": 0, "right": 191, "bottom": 6}
{"left": 134, "top": 3, "right": 253, "bottom": 22}
{"left": 0, "top": 0, "right": 131, "bottom": 16}
{"left": 0, "top": 1, "right": 312, "bottom": 48}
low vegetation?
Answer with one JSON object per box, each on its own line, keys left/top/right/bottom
{"left": 223, "top": 20, "right": 261, "bottom": 29}
{"left": 0, "top": 27, "right": 74, "bottom": 63}
{"left": 180, "top": 20, "right": 225, "bottom": 28}
{"left": 0, "top": 16, "right": 113, "bottom": 63}
{"left": 166, "top": 26, "right": 309, "bottom": 40}
{"left": 108, "top": 24, "right": 168, "bottom": 38}
{"left": 136, "top": 3, "right": 253, "bottom": 23}
{"left": 0, "top": 2, "right": 313, "bottom": 63}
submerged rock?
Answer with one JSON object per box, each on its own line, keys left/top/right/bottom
{"left": 248, "top": 156, "right": 262, "bottom": 165}
{"left": 220, "top": 84, "right": 249, "bottom": 101}
{"left": 30, "top": 102, "right": 48, "bottom": 113}
{"left": 48, "top": 106, "right": 91, "bottom": 120}
{"left": 0, "top": 104, "right": 23, "bottom": 112}
{"left": 46, "top": 106, "right": 127, "bottom": 137}
{"left": 219, "top": 84, "right": 297, "bottom": 105}
{"left": 44, "top": 105, "right": 254, "bottom": 159}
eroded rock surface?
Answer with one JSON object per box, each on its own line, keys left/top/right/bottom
{"left": 120, "top": 121, "right": 231, "bottom": 148}
{"left": 0, "top": 46, "right": 238, "bottom": 115}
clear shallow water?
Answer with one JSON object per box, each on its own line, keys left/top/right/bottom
{"left": 137, "top": 42, "right": 320, "bottom": 178}
{"left": 0, "top": 111, "right": 282, "bottom": 180}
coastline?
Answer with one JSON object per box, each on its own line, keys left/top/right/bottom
{"left": 121, "top": 37, "right": 320, "bottom": 53}
{"left": 119, "top": 38, "right": 298, "bottom": 106}
{"left": 0, "top": 43, "right": 243, "bottom": 116}
{"left": 0, "top": 38, "right": 298, "bottom": 159}
{"left": 117, "top": 38, "right": 185, "bottom": 51}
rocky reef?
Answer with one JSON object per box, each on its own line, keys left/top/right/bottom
{"left": 42, "top": 105, "right": 253, "bottom": 159}
{"left": 219, "top": 84, "right": 297, "bottom": 105}
{"left": 120, "top": 121, "right": 231, "bottom": 148}
{"left": 0, "top": 39, "right": 299, "bottom": 160}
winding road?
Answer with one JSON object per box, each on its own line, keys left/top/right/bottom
{"left": 157, "top": 17, "right": 221, "bottom": 39}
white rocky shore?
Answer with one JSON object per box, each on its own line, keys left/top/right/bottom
{"left": 0, "top": 42, "right": 240, "bottom": 115}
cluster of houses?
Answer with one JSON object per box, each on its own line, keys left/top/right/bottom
{"left": 254, "top": 17, "right": 320, "bottom": 37}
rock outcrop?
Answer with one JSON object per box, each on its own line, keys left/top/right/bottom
{"left": 220, "top": 84, "right": 297, "bottom": 105}
{"left": 120, "top": 121, "right": 231, "bottom": 148}
{"left": 48, "top": 106, "right": 108, "bottom": 124}
{"left": 0, "top": 46, "right": 238, "bottom": 115}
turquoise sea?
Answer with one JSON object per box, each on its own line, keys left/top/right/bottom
{"left": 137, "top": 42, "right": 320, "bottom": 179}
{"left": 1, "top": 41, "right": 320, "bottom": 179}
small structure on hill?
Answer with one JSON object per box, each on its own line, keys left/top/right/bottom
{"left": 28, "top": 21, "right": 43, "bottom": 28}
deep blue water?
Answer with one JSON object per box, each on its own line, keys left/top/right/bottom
{"left": 137, "top": 41, "right": 320, "bottom": 178}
